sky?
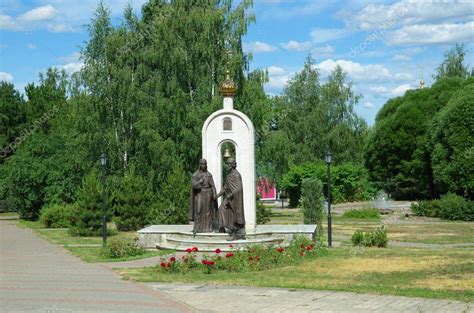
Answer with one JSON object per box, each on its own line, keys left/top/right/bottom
{"left": 1, "top": 0, "right": 473, "bottom": 125}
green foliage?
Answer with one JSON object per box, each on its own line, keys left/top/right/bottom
{"left": 159, "top": 237, "right": 325, "bottom": 274}
{"left": 112, "top": 169, "right": 152, "bottom": 231}
{"left": 300, "top": 178, "right": 324, "bottom": 235}
{"left": 411, "top": 194, "right": 473, "bottom": 221}
{"left": 39, "top": 204, "right": 75, "bottom": 228}
{"left": 430, "top": 81, "right": 474, "bottom": 198}
{"left": 256, "top": 198, "right": 272, "bottom": 225}
{"left": 365, "top": 77, "right": 466, "bottom": 200}
{"left": 280, "top": 162, "right": 376, "bottom": 207}
{"left": 102, "top": 236, "right": 145, "bottom": 259}
{"left": 351, "top": 226, "right": 387, "bottom": 247}
{"left": 434, "top": 44, "right": 470, "bottom": 80}
{"left": 69, "top": 172, "right": 108, "bottom": 236}
{"left": 342, "top": 208, "right": 380, "bottom": 219}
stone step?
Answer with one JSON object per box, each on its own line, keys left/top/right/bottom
{"left": 158, "top": 236, "right": 285, "bottom": 252}
{"left": 167, "top": 231, "right": 275, "bottom": 241}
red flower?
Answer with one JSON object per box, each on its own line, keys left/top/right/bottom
{"left": 170, "top": 257, "right": 176, "bottom": 262}
{"left": 225, "top": 252, "right": 234, "bottom": 258}
{"left": 306, "top": 246, "right": 313, "bottom": 251}
{"left": 160, "top": 262, "right": 166, "bottom": 268}
{"left": 167, "top": 262, "right": 172, "bottom": 267}
{"left": 300, "top": 252, "right": 305, "bottom": 257}
{"left": 255, "top": 256, "right": 260, "bottom": 261}
{"left": 228, "top": 244, "right": 233, "bottom": 248}
{"left": 202, "top": 260, "right": 215, "bottom": 266}
{"left": 215, "top": 248, "right": 221, "bottom": 254}
{"left": 192, "top": 246, "right": 199, "bottom": 252}
{"left": 186, "top": 248, "right": 192, "bottom": 253}
{"left": 276, "top": 247, "right": 284, "bottom": 253}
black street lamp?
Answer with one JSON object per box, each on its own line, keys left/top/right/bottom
{"left": 325, "top": 151, "right": 332, "bottom": 248}
{"left": 100, "top": 153, "right": 107, "bottom": 246}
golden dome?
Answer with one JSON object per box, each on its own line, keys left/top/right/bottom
{"left": 220, "top": 70, "right": 237, "bottom": 97}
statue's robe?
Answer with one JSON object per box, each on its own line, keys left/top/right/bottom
{"left": 189, "top": 170, "right": 217, "bottom": 233}
{"left": 219, "top": 169, "right": 245, "bottom": 230}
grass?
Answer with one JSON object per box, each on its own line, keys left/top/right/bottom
{"left": 118, "top": 246, "right": 474, "bottom": 302}
{"left": 342, "top": 208, "right": 380, "bottom": 219}
{"left": 0, "top": 212, "right": 19, "bottom": 217}
{"left": 17, "top": 220, "right": 171, "bottom": 263}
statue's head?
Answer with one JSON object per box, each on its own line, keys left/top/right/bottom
{"left": 227, "top": 158, "right": 237, "bottom": 170}
{"left": 199, "top": 159, "right": 207, "bottom": 171}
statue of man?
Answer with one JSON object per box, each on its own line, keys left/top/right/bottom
{"left": 189, "top": 159, "right": 218, "bottom": 233}
{"left": 216, "top": 158, "right": 245, "bottom": 239}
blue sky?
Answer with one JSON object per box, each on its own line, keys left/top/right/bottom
{"left": 1, "top": 0, "right": 473, "bottom": 124}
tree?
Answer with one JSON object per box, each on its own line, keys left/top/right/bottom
{"left": 434, "top": 44, "right": 470, "bottom": 80}
{"left": 0, "top": 82, "right": 26, "bottom": 161}
{"left": 430, "top": 78, "right": 474, "bottom": 198}
{"left": 365, "top": 77, "right": 465, "bottom": 199}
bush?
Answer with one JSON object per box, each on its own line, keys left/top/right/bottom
{"left": 351, "top": 226, "right": 388, "bottom": 247}
{"left": 280, "top": 162, "right": 376, "bottom": 207}
{"left": 158, "top": 236, "right": 326, "bottom": 274}
{"left": 256, "top": 196, "right": 272, "bottom": 224}
{"left": 342, "top": 208, "right": 380, "bottom": 219}
{"left": 102, "top": 236, "right": 145, "bottom": 259}
{"left": 39, "top": 204, "right": 75, "bottom": 228}
{"left": 301, "top": 178, "right": 324, "bottom": 237}
{"left": 411, "top": 193, "right": 473, "bottom": 221}
{"left": 112, "top": 170, "right": 152, "bottom": 231}
{"left": 69, "top": 171, "right": 110, "bottom": 236}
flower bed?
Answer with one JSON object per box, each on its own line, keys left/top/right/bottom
{"left": 158, "top": 236, "right": 326, "bottom": 274}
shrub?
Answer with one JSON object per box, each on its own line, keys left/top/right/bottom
{"left": 342, "top": 208, "right": 380, "bottom": 219}
{"left": 300, "top": 178, "right": 324, "bottom": 237}
{"left": 436, "top": 193, "right": 473, "bottom": 221}
{"left": 69, "top": 171, "right": 110, "bottom": 236}
{"left": 112, "top": 170, "right": 152, "bottom": 231}
{"left": 39, "top": 204, "right": 75, "bottom": 228}
{"left": 256, "top": 196, "right": 272, "bottom": 224}
{"left": 411, "top": 193, "right": 473, "bottom": 221}
{"left": 158, "top": 236, "right": 326, "bottom": 274}
{"left": 351, "top": 226, "right": 388, "bottom": 248}
{"left": 280, "top": 162, "right": 376, "bottom": 207}
{"left": 102, "top": 236, "right": 145, "bottom": 259}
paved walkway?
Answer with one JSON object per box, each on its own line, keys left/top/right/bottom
{"left": 0, "top": 220, "right": 191, "bottom": 313}
{"left": 149, "top": 283, "right": 473, "bottom": 313}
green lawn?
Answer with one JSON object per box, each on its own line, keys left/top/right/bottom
{"left": 119, "top": 246, "right": 474, "bottom": 302}
{"left": 17, "top": 220, "right": 171, "bottom": 262}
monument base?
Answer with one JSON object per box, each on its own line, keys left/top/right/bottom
{"left": 138, "top": 224, "right": 317, "bottom": 252}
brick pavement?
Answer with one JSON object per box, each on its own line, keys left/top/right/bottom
{"left": 148, "top": 283, "right": 473, "bottom": 313}
{"left": 0, "top": 220, "right": 192, "bottom": 313}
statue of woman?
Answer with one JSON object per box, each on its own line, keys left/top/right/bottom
{"left": 189, "top": 159, "right": 218, "bottom": 233}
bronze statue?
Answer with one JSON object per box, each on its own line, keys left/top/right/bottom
{"left": 216, "top": 158, "right": 245, "bottom": 239}
{"left": 189, "top": 159, "right": 218, "bottom": 233}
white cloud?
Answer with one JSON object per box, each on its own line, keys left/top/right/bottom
{"left": 27, "top": 43, "right": 36, "bottom": 49}
{"left": 18, "top": 5, "right": 57, "bottom": 22}
{"left": 392, "top": 54, "right": 411, "bottom": 61}
{"left": 267, "top": 74, "right": 290, "bottom": 91}
{"left": 369, "top": 83, "right": 413, "bottom": 97}
{"left": 266, "top": 66, "right": 286, "bottom": 76}
{"left": 281, "top": 40, "right": 311, "bottom": 51}
{"left": 394, "top": 72, "right": 413, "bottom": 81}
{"left": 310, "top": 28, "right": 349, "bottom": 43}
{"left": 350, "top": 1, "right": 474, "bottom": 31}
{"left": 56, "top": 52, "right": 83, "bottom": 74}
{"left": 311, "top": 45, "right": 334, "bottom": 57}
{"left": 386, "top": 22, "right": 474, "bottom": 45}
{"left": 363, "top": 101, "right": 374, "bottom": 108}
{"left": 316, "top": 59, "right": 392, "bottom": 81}
{"left": 243, "top": 41, "right": 276, "bottom": 53}
{"left": 58, "top": 52, "right": 81, "bottom": 63}
{"left": 0, "top": 72, "right": 14, "bottom": 82}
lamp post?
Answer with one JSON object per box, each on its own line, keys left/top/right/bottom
{"left": 325, "top": 151, "right": 332, "bottom": 248}
{"left": 100, "top": 153, "right": 107, "bottom": 246}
